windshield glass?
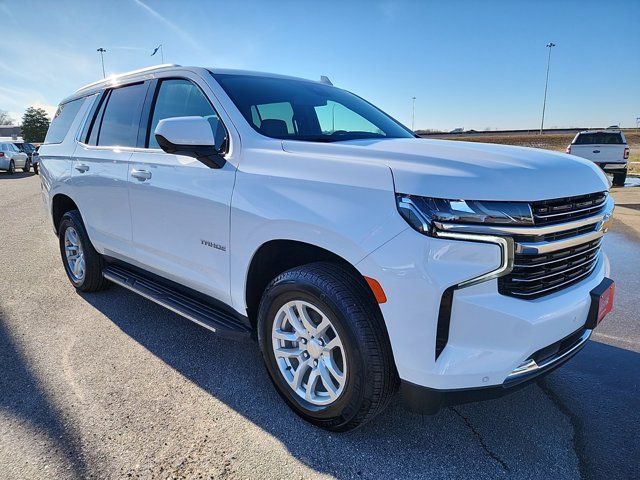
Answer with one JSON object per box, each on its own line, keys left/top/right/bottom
{"left": 212, "top": 73, "right": 414, "bottom": 142}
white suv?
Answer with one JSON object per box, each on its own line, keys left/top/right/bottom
{"left": 39, "top": 65, "right": 615, "bottom": 431}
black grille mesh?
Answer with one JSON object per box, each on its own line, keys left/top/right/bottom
{"left": 531, "top": 192, "right": 607, "bottom": 225}
{"left": 499, "top": 239, "right": 601, "bottom": 299}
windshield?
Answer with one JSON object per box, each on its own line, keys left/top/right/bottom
{"left": 212, "top": 73, "right": 415, "bottom": 142}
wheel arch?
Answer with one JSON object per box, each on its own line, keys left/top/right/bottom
{"left": 51, "top": 193, "right": 79, "bottom": 235}
{"left": 244, "top": 239, "right": 381, "bottom": 329}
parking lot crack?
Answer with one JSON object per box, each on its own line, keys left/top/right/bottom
{"left": 450, "top": 406, "right": 510, "bottom": 472}
{"left": 537, "top": 379, "right": 589, "bottom": 479}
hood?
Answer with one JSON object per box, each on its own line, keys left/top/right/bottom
{"left": 282, "top": 138, "right": 609, "bottom": 201}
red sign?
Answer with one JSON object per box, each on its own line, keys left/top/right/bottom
{"left": 597, "top": 283, "right": 615, "bottom": 324}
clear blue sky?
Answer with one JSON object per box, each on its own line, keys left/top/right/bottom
{"left": 1, "top": 0, "right": 638, "bottom": 130}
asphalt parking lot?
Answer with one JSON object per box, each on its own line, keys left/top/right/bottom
{"left": 1, "top": 173, "right": 639, "bottom": 480}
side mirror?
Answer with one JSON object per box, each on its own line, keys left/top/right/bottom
{"left": 154, "top": 116, "right": 226, "bottom": 169}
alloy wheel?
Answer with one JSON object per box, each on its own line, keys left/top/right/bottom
{"left": 271, "top": 300, "right": 347, "bottom": 406}
{"left": 64, "top": 226, "right": 86, "bottom": 282}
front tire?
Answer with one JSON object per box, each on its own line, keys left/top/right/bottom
{"left": 257, "top": 262, "right": 397, "bottom": 431}
{"left": 33, "top": 164, "right": 39, "bottom": 175}
{"left": 23, "top": 160, "right": 31, "bottom": 173}
{"left": 58, "top": 210, "right": 109, "bottom": 292}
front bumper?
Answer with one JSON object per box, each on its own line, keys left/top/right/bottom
{"left": 399, "top": 326, "right": 592, "bottom": 413}
{"left": 357, "top": 227, "right": 609, "bottom": 390}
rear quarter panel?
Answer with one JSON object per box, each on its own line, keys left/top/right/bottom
{"left": 39, "top": 96, "right": 95, "bottom": 230}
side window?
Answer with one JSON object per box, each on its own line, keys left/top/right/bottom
{"left": 86, "top": 92, "right": 110, "bottom": 146}
{"left": 148, "top": 79, "right": 225, "bottom": 149}
{"left": 44, "top": 98, "right": 84, "bottom": 144}
{"left": 78, "top": 93, "right": 101, "bottom": 144}
{"left": 96, "top": 83, "right": 147, "bottom": 147}
{"left": 1, "top": 144, "right": 6, "bottom": 152}
{"left": 315, "top": 101, "right": 381, "bottom": 135}
{"left": 253, "top": 102, "right": 295, "bottom": 134}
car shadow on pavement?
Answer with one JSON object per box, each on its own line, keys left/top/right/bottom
{"left": 0, "top": 309, "right": 90, "bottom": 478}
{"left": 80, "top": 287, "right": 639, "bottom": 479}
{"left": 0, "top": 172, "right": 36, "bottom": 180}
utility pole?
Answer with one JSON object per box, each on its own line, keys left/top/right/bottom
{"left": 411, "top": 96, "right": 416, "bottom": 131}
{"left": 540, "top": 42, "right": 556, "bottom": 134}
{"left": 97, "top": 48, "right": 107, "bottom": 78}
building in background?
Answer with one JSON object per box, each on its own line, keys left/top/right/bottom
{"left": 0, "top": 126, "right": 23, "bottom": 142}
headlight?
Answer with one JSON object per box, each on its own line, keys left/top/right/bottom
{"left": 397, "top": 194, "right": 533, "bottom": 234}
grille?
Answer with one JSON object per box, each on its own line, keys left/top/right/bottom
{"left": 499, "top": 238, "right": 601, "bottom": 299}
{"left": 531, "top": 192, "right": 607, "bottom": 225}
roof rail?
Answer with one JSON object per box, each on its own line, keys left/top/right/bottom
{"left": 74, "top": 64, "right": 181, "bottom": 93}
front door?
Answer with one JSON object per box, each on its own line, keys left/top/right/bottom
{"left": 128, "top": 78, "right": 234, "bottom": 304}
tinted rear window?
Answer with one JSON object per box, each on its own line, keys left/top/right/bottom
{"left": 574, "top": 132, "right": 624, "bottom": 145}
{"left": 44, "top": 98, "right": 84, "bottom": 144}
{"left": 97, "top": 83, "right": 147, "bottom": 147}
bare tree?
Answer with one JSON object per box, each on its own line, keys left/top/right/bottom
{"left": 0, "top": 110, "right": 15, "bottom": 126}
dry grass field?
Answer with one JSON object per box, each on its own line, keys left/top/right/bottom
{"left": 427, "top": 131, "right": 640, "bottom": 174}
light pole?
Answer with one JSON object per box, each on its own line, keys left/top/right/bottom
{"left": 97, "top": 48, "right": 107, "bottom": 78}
{"left": 411, "top": 96, "right": 416, "bottom": 131}
{"left": 540, "top": 42, "right": 556, "bottom": 134}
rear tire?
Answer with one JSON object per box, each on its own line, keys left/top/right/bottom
{"left": 7, "top": 160, "right": 15, "bottom": 174}
{"left": 613, "top": 170, "right": 627, "bottom": 187}
{"left": 257, "top": 262, "right": 397, "bottom": 431}
{"left": 58, "top": 210, "right": 109, "bottom": 292}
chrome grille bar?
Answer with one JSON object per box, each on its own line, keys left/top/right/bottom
{"left": 433, "top": 191, "right": 612, "bottom": 300}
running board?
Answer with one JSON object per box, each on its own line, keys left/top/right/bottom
{"left": 102, "top": 264, "right": 251, "bottom": 338}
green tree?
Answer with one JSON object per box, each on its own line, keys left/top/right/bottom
{"left": 21, "top": 107, "right": 50, "bottom": 143}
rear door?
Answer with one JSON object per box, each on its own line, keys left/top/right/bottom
{"left": 128, "top": 76, "right": 235, "bottom": 303}
{"left": 71, "top": 82, "right": 149, "bottom": 256}
{"left": 8, "top": 143, "right": 27, "bottom": 167}
{"left": 570, "top": 132, "right": 626, "bottom": 163}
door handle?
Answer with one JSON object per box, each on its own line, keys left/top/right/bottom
{"left": 131, "top": 169, "right": 152, "bottom": 181}
{"left": 75, "top": 164, "right": 89, "bottom": 173}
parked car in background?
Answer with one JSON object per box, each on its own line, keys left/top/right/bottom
{"left": 566, "top": 130, "right": 629, "bottom": 186}
{"left": 32, "top": 146, "right": 40, "bottom": 174}
{"left": 12, "top": 142, "right": 37, "bottom": 173}
{"left": 40, "top": 65, "right": 615, "bottom": 431}
{"left": 0, "top": 141, "right": 29, "bottom": 174}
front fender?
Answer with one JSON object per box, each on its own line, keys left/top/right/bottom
{"left": 228, "top": 148, "right": 408, "bottom": 312}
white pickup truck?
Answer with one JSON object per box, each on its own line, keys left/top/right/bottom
{"left": 39, "top": 65, "right": 615, "bottom": 431}
{"left": 567, "top": 130, "right": 629, "bottom": 186}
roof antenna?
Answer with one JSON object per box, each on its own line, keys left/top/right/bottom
{"left": 320, "top": 75, "right": 333, "bottom": 86}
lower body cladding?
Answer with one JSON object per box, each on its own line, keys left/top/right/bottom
{"left": 357, "top": 228, "right": 611, "bottom": 413}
